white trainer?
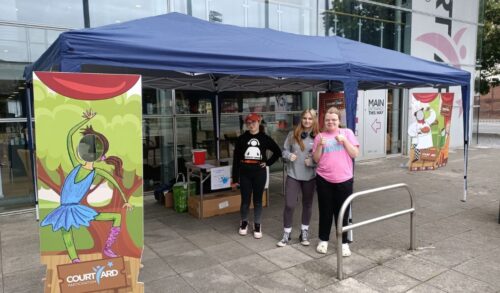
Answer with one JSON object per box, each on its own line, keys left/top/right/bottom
{"left": 342, "top": 243, "right": 351, "bottom": 257}
{"left": 239, "top": 221, "right": 248, "bottom": 236}
{"left": 316, "top": 241, "right": 328, "bottom": 254}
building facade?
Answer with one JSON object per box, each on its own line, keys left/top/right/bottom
{"left": 0, "top": 0, "right": 484, "bottom": 213}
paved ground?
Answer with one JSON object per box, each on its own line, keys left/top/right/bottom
{"left": 1, "top": 146, "right": 499, "bottom": 292}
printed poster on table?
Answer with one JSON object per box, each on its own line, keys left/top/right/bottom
{"left": 210, "top": 166, "right": 231, "bottom": 190}
{"left": 34, "top": 72, "right": 144, "bottom": 293}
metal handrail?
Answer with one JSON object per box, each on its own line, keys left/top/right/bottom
{"left": 336, "top": 183, "right": 416, "bottom": 280}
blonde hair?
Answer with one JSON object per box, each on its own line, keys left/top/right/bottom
{"left": 293, "top": 109, "right": 320, "bottom": 151}
{"left": 323, "top": 107, "right": 342, "bottom": 131}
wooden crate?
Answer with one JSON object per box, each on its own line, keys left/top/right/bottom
{"left": 188, "top": 189, "right": 268, "bottom": 219}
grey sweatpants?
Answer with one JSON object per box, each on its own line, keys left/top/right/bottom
{"left": 283, "top": 176, "right": 315, "bottom": 229}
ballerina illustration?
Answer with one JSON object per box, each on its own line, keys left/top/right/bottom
{"left": 40, "top": 109, "right": 133, "bottom": 263}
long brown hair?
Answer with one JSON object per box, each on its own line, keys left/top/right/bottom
{"left": 293, "top": 109, "right": 319, "bottom": 151}
{"left": 323, "top": 107, "right": 342, "bottom": 131}
{"left": 81, "top": 126, "right": 124, "bottom": 178}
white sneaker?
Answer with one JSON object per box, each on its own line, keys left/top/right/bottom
{"left": 277, "top": 231, "right": 291, "bottom": 247}
{"left": 342, "top": 243, "right": 351, "bottom": 257}
{"left": 299, "top": 229, "right": 310, "bottom": 246}
{"left": 316, "top": 241, "right": 328, "bottom": 254}
{"left": 239, "top": 221, "right": 248, "bottom": 236}
{"left": 253, "top": 223, "right": 262, "bottom": 239}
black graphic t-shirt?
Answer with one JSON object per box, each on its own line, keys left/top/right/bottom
{"left": 232, "top": 131, "right": 281, "bottom": 182}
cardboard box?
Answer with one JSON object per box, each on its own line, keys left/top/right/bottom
{"left": 164, "top": 191, "right": 173, "bottom": 208}
{"left": 188, "top": 189, "right": 268, "bottom": 219}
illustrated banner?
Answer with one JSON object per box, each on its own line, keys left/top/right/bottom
{"left": 408, "top": 93, "right": 454, "bottom": 171}
{"left": 34, "top": 72, "right": 144, "bottom": 292}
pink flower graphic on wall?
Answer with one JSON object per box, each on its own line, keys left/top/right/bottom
{"left": 416, "top": 27, "right": 468, "bottom": 117}
{"left": 416, "top": 27, "right": 468, "bottom": 69}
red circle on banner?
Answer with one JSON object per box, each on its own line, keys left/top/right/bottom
{"left": 36, "top": 72, "right": 139, "bottom": 100}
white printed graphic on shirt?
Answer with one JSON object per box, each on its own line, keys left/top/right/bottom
{"left": 244, "top": 138, "right": 262, "bottom": 160}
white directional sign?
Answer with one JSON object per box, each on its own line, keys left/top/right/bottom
{"left": 361, "top": 90, "right": 387, "bottom": 159}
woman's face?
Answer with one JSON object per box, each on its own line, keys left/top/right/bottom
{"left": 246, "top": 120, "right": 260, "bottom": 133}
{"left": 301, "top": 112, "right": 314, "bottom": 129}
{"left": 324, "top": 112, "right": 340, "bottom": 132}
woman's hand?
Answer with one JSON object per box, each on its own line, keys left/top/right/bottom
{"left": 289, "top": 152, "right": 297, "bottom": 162}
{"left": 122, "top": 202, "right": 133, "bottom": 211}
{"left": 82, "top": 109, "right": 96, "bottom": 120}
{"left": 320, "top": 134, "right": 327, "bottom": 146}
{"left": 335, "top": 134, "right": 346, "bottom": 144}
{"left": 231, "top": 182, "right": 239, "bottom": 190}
{"left": 260, "top": 162, "right": 266, "bottom": 168}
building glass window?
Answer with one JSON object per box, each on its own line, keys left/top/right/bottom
{"left": 143, "top": 117, "right": 174, "bottom": 191}
{"left": 0, "top": 78, "right": 27, "bottom": 118}
{"left": 28, "top": 28, "right": 62, "bottom": 62}
{"left": 143, "top": 88, "right": 174, "bottom": 115}
{"left": 208, "top": 0, "right": 245, "bottom": 25}
{"left": 0, "top": 26, "right": 28, "bottom": 62}
{"left": 142, "top": 88, "right": 174, "bottom": 191}
{"left": 88, "top": 0, "right": 168, "bottom": 27}
{"left": 0, "top": 0, "right": 84, "bottom": 28}
{"left": 247, "top": 0, "right": 266, "bottom": 28}
{"left": 0, "top": 121, "right": 34, "bottom": 212}
{"left": 190, "top": 0, "right": 208, "bottom": 20}
{"left": 219, "top": 92, "right": 316, "bottom": 173}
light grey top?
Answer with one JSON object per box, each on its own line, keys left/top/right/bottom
{"left": 282, "top": 131, "right": 316, "bottom": 181}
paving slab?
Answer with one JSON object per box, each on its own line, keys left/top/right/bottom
{"left": 148, "top": 237, "right": 199, "bottom": 258}
{"left": 2, "top": 266, "right": 45, "bottom": 293}
{"left": 165, "top": 249, "right": 219, "bottom": 274}
{"left": 350, "top": 238, "right": 408, "bottom": 264}
{"left": 181, "top": 264, "right": 257, "bottom": 293}
{"left": 203, "top": 241, "right": 254, "bottom": 263}
{"left": 315, "top": 277, "right": 380, "bottom": 293}
{"left": 222, "top": 254, "right": 280, "bottom": 281}
{"left": 138, "top": 257, "right": 176, "bottom": 283}
{"left": 354, "top": 265, "right": 420, "bottom": 293}
{"left": 285, "top": 259, "right": 338, "bottom": 289}
{"left": 425, "top": 270, "right": 497, "bottom": 293}
{"left": 247, "top": 270, "right": 311, "bottom": 293}
{"left": 144, "top": 275, "right": 196, "bottom": 293}
{"left": 143, "top": 219, "right": 182, "bottom": 243}
{"left": 405, "top": 283, "right": 446, "bottom": 293}
{"left": 453, "top": 247, "right": 500, "bottom": 290}
{"left": 185, "top": 229, "right": 233, "bottom": 248}
{"left": 259, "top": 246, "right": 312, "bottom": 269}
{"left": 413, "top": 235, "right": 497, "bottom": 267}
{"left": 321, "top": 251, "right": 377, "bottom": 277}
{"left": 383, "top": 254, "right": 448, "bottom": 281}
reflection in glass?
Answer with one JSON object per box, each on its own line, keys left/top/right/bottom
{"left": 175, "top": 91, "right": 213, "bottom": 114}
{"left": 88, "top": 0, "right": 167, "bottom": 27}
{"left": 28, "top": 28, "right": 62, "bottom": 61}
{"left": 0, "top": 78, "right": 27, "bottom": 118}
{"left": 78, "top": 134, "right": 104, "bottom": 162}
{"left": 0, "top": 122, "right": 35, "bottom": 212}
{"left": 143, "top": 88, "right": 173, "bottom": 115}
{"left": 176, "top": 116, "right": 215, "bottom": 167}
{"left": 0, "top": 0, "right": 84, "bottom": 28}
{"left": 143, "top": 117, "right": 174, "bottom": 191}
{"left": 0, "top": 26, "right": 28, "bottom": 62}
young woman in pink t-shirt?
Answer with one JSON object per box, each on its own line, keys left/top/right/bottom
{"left": 312, "top": 107, "right": 359, "bottom": 256}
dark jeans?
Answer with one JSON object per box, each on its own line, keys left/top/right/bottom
{"left": 239, "top": 165, "right": 267, "bottom": 224}
{"left": 316, "top": 175, "right": 353, "bottom": 243}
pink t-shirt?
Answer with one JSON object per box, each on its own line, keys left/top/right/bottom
{"left": 312, "top": 128, "right": 359, "bottom": 183}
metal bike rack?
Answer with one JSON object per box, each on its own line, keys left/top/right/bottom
{"left": 336, "top": 183, "right": 416, "bottom": 280}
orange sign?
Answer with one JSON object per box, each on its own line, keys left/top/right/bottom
{"left": 57, "top": 257, "right": 128, "bottom": 293}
